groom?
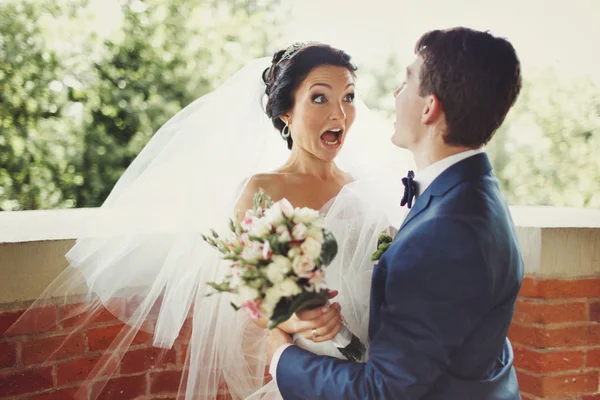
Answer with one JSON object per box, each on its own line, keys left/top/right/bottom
{"left": 267, "top": 27, "right": 524, "bottom": 399}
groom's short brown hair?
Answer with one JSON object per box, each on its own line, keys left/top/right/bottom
{"left": 415, "top": 27, "right": 522, "bottom": 147}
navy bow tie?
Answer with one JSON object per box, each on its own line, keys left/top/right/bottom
{"left": 401, "top": 170, "right": 417, "bottom": 209}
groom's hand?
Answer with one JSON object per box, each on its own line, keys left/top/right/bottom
{"left": 267, "top": 328, "right": 293, "bottom": 365}
{"left": 295, "top": 302, "right": 343, "bottom": 343}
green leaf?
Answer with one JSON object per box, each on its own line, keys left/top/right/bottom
{"left": 320, "top": 229, "right": 338, "bottom": 266}
{"left": 267, "top": 290, "right": 329, "bottom": 329}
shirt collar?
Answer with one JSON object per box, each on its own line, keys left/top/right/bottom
{"left": 415, "top": 148, "right": 484, "bottom": 196}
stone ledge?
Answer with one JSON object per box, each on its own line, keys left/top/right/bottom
{"left": 0, "top": 206, "right": 599, "bottom": 304}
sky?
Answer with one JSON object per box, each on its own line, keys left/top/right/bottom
{"left": 85, "top": 0, "right": 600, "bottom": 82}
{"left": 287, "top": 0, "right": 600, "bottom": 82}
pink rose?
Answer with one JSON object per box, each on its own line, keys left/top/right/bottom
{"left": 308, "top": 270, "right": 325, "bottom": 289}
{"left": 278, "top": 198, "right": 295, "bottom": 218}
{"left": 241, "top": 299, "right": 262, "bottom": 320}
{"left": 292, "top": 255, "right": 315, "bottom": 278}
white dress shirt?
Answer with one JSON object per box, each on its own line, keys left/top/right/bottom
{"left": 414, "top": 148, "right": 484, "bottom": 197}
{"left": 269, "top": 148, "right": 485, "bottom": 383}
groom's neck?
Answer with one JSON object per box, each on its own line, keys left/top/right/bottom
{"left": 413, "top": 143, "right": 479, "bottom": 171}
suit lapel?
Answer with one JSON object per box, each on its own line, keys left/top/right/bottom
{"left": 399, "top": 188, "right": 432, "bottom": 231}
{"left": 397, "top": 153, "right": 493, "bottom": 233}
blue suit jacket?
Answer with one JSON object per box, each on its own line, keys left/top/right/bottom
{"left": 276, "top": 153, "right": 524, "bottom": 399}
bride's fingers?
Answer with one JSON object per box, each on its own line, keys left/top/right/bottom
{"left": 295, "top": 303, "right": 341, "bottom": 332}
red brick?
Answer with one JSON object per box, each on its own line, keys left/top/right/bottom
{"left": 28, "top": 388, "right": 83, "bottom": 400}
{"left": 509, "top": 323, "right": 600, "bottom": 348}
{"left": 123, "top": 296, "right": 162, "bottom": 321}
{"left": 0, "top": 342, "right": 16, "bottom": 370}
{"left": 516, "top": 370, "right": 598, "bottom": 397}
{"left": 588, "top": 348, "right": 600, "bottom": 368}
{"left": 60, "top": 301, "right": 121, "bottom": 329}
{"left": 56, "top": 354, "right": 119, "bottom": 386}
{"left": 86, "top": 323, "right": 151, "bottom": 351}
{"left": 176, "top": 316, "right": 193, "bottom": 342}
{"left": 0, "top": 306, "right": 57, "bottom": 336}
{"left": 590, "top": 301, "right": 600, "bottom": 323}
{"left": 121, "top": 347, "right": 177, "bottom": 374}
{"left": 150, "top": 370, "right": 184, "bottom": 394}
{"left": 21, "top": 332, "right": 86, "bottom": 365}
{"left": 514, "top": 300, "right": 588, "bottom": 324}
{"left": 514, "top": 346, "right": 584, "bottom": 373}
{"left": 520, "top": 277, "right": 600, "bottom": 299}
{"left": 92, "top": 374, "right": 147, "bottom": 400}
{"left": 543, "top": 371, "right": 599, "bottom": 396}
{"left": 176, "top": 342, "right": 189, "bottom": 367}
{"left": 0, "top": 367, "right": 53, "bottom": 397}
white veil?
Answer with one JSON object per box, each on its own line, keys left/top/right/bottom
{"left": 9, "top": 56, "right": 414, "bottom": 399}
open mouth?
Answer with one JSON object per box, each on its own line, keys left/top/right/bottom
{"left": 320, "top": 128, "right": 344, "bottom": 147}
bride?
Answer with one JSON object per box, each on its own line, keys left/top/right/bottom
{"left": 9, "top": 42, "right": 413, "bottom": 399}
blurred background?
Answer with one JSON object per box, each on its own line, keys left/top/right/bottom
{"left": 1, "top": 0, "right": 599, "bottom": 211}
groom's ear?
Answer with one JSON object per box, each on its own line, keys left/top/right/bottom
{"left": 421, "top": 94, "right": 443, "bottom": 125}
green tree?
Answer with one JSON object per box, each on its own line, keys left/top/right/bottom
{"left": 488, "top": 70, "right": 600, "bottom": 208}
{"left": 77, "top": 0, "right": 284, "bottom": 206}
{"left": 0, "top": 0, "right": 87, "bottom": 210}
{"left": 1, "top": 0, "right": 284, "bottom": 210}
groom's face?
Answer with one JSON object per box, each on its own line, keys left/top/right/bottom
{"left": 392, "top": 56, "right": 426, "bottom": 150}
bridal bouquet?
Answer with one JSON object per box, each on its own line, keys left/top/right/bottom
{"left": 203, "top": 189, "right": 365, "bottom": 362}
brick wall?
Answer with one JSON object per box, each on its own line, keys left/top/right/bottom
{"left": 2, "top": 277, "right": 599, "bottom": 399}
{"left": 509, "top": 277, "right": 600, "bottom": 399}
{"left": 0, "top": 299, "right": 233, "bottom": 400}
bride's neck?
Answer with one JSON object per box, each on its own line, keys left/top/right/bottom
{"left": 278, "top": 146, "right": 339, "bottom": 180}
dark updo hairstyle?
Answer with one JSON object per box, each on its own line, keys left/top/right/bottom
{"left": 262, "top": 42, "right": 357, "bottom": 150}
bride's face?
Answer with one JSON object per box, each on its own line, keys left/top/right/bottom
{"left": 283, "top": 65, "right": 356, "bottom": 161}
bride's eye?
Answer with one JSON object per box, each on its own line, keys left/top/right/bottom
{"left": 344, "top": 93, "right": 355, "bottom": 103}
{"left": 312, "top": 94, "right": 326, "bottom": 104}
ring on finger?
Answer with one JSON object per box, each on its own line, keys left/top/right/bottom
{"left": 311, "top": 328, "right": 319, "bottom": 340}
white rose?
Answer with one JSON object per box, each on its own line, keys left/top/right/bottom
{"left": 266, "top": 278, "right": 302, "bottom": 302}
{"left": 300, "top": 237, "right": 322, "bottom": 260}
{"left": 288, "top": 247, "right": 301, "bottom": 259}
{"left": 241, "top": 241, "right": 262, "bottom": 262}
{"left": 292, "top": 255, "right": 315, "bottom": 278}
{"left": 260, "top": 297, "right": 278, "bottom": 317}
{"left": 249, "top": 217, "right": 272, "bottom": 237}
{"left": 264, "top": 203, "right": 285, "bottom": 227}
{"left": 306, "top": 227, "right": 324, "bottom": 243}
{"left": 266, "top": 265, "right": 285, "bottom": 283}
{"left": 237, "top": 284, "right": 259, "bottom": 304}
{"left": 278, "top": 198, "right": 295, "bottom": 218}
{"left": 292, "top": 223, "right": 308, "bottom": 241}
{"left": 266, "top": 255, "right": 291, "bottom": 284}
{"left": 276, "top": 225, "right": 291, "bottom": 242}
{"left": 311, "top": 217, "right": 326, "bottom": 230}
{"left": 271, "top": 255, "right": 292, "bottom": 271}
{"left": 293, "top": 207, "right": 320, "bottom": 225}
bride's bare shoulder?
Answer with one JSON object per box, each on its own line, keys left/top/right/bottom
{"left": 233, "top": 173, "right": 282, "bottom": 220}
